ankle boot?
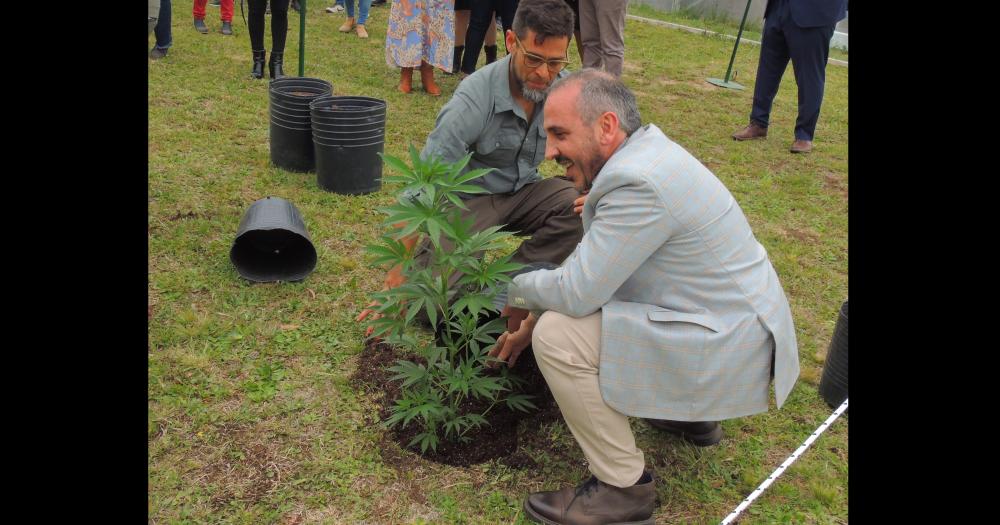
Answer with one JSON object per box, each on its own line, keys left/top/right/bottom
{"left": 484, "top": 44, "right": 498, "bottom": 64}
{"left": 251, "top": 49, "right": 266, "bottom": 79}
{"left": 269, "top": 51, "right": 286, "bottom": 79}
{"left": 451, "top": 45, "right": 464, "bottom": 74}
{"left": 398, "top": 67, "right": 413, "bottom": 93}
{"left": 420, "top": 61, "right": 440, "bottom": 96}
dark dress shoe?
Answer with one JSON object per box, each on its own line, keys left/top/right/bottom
{"left": 194, "top": 18, "right": 208, "bottom": 33}
{"left": 524, "top": 474, "right": 655, "bottom": 525}
{"left": 790, "top": 139, "right": 813, "bottom": 153}
{"left": 221, "top": 21, "right": 233, "bottom": 35}
{"left": 149, "top": 47, "right": 168, "bottom": 60}
{"left": 646, "top": 419, "right": 723, "bottom": 446}
{"left": 732, "top": 122, "right": 768, "bottom": 141}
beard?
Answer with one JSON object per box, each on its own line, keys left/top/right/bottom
{"left": 522, "top": 84, "right": 549, "bottom": 103}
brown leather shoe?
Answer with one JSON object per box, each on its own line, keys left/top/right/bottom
{"left": 645, "top": 419, "right": 722, "bottom": 447}
{"left": 732, "top": 122, "right": 768, "bottom": 141}
{"left": 790, "top": 139, "right": 813, "bottom": 153}
{"left": 524, "top": 474, "right": 655, "bottom": 525}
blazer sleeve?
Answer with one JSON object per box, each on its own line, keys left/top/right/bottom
{"left": 508, "top": 174, "right": 679, "bottom": 317}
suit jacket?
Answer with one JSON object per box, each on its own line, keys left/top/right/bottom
{"left": 508, "top": 125, "right": 799, "bottom": 421}
{"left": 766, "top": 0, "right": 847, "bottom": 29}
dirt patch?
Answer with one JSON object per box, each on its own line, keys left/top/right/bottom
{"left": 350, "top": 338, "right": 558, "bottom": 468}
{"left": 781, "top": 227, "right": 820, "bottom": 244}
{"left": 195, "top": 423, "right": 301, "bottom": 509}
{"left": 823, "top": 173, "right": 849, "bottom": 199}
{"left": 167, "top": 210, "right": 206, "bottom": 221}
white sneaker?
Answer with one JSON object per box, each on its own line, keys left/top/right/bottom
{"left": 326, "top": 4, "right": 345, "bottom": 13}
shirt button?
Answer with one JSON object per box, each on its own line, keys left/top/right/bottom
{"left": 495, "top": 142, "right": 501, "bottom": 147}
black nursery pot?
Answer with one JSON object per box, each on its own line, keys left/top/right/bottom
{"left": 819, "top": 300, "right": 848, "bottom": 409}
{"left": 268, "top": 77, "right": 333, "bottom": 172}
{"left": 308, "top": 95, "right": 387, "bottom": 195}
{"left": 230, "top": 196, "right": 317, "bottom": 282}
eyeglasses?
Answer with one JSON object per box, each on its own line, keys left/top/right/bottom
{"left": 513, "top": 33, "right": 570, "bottom": 73}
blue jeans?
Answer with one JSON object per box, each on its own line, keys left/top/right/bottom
{"left": 154, "top": 0, "right": 172, "bottom": 49}
{"left": 345, "top": 0, "right": 371, "bottom": 24}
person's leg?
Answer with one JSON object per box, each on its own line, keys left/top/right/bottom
{"left": 248, "top": 0, "right": 268, "bottom": 51}
{"left": 270, "top": 0, "right": 291, "bottom": 52}
{"left": 483, "top": 13, "right": 498, "bottom": 64}
{"left": 787, "top": 22, "right": 835, "bottom": 142}
{"left": 593, "top": 0, "right": 626, "bottom": 77}
{"left": 154, "top": 0, "right": 173, "bottom": 50}
{"left": 748, "top": 12, "right": 791, "bottom": 129}
{"left": 454, "top": 7, "right": 470, "bottom": 73}
{"left": 462, "top": 0, "right": 494, "bottom": 74}
{"left": 220, "top": 0, "right": 234, "bottom": 22}
{"left": 193, "top": 0, "right": 207, "bottom": 21}
{"left": 356, "top": 0, "right": 372, "bottom": 33}
{"left": 578, "top": 0, "right": 603, "bottom": 69}
{"left": 494, "top": 177, "right": 584, "bottom": 265}
{"left": 341, "top": 0, "right": 357, "bottom": 31}
{"left": 532, "top": 311, "right": 646, "bottom": 487}
{"left": 496, "top": 0, "right": 517, "bottom": 54}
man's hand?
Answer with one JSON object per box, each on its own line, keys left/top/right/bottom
{"left": 489, "top": 314, "right": 536, "bottom": 368}
{"left": 356, "top": 230, "right": 418, "bottom": 339}
{"left": 356, "top": 266, "right": 407, "bottom": 338}
{"left": 573, "top": 193, "right": 588, "bottom": 215}
{"left": 501, "top": 305, "right": 531, "bottom": 333}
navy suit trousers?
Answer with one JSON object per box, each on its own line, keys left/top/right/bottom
{"left": 749, "top": 0, "right": 835, "bottom": 141}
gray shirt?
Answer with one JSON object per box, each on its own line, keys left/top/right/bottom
{"left": 421, "top": 55, "right": 567, "bottom": 197}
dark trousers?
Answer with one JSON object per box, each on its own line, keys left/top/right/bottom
{"left": 154, "top": 0, "right": 172, "bottom": 49}
{"left": 416, "top": 176, "right": 584, "bottom": 286}
{"left": 461, "top": 0, "right": 518, "bottom": 75}
{"left": 248, "top": 0, "right": 290, "bottom": 52}
{"left": 749, "top": 0, "right": 835, "bottom": 141}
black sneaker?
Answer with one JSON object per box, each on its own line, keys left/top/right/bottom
{"left": 149, "top": 47, "right": 168, "bottom": 60}
{"left": 646, "top": 419, "right": 723, "bottom": 446}
{"left": 221, "top": 21, "right": 233, "bottom": 35}
{"left": 194, "top": 18, "right": 208, "bottom": 33}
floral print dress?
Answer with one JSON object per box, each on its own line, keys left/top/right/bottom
{"left": 385, "top": 0, "right": 455, "bottom": 72}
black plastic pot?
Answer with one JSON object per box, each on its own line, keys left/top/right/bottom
{"left": 230, "top": 196, "right": 317, "bottom": 282}
{"left": 309, "top": 95, "right": 387, "bottom": 195}
{"left": 313, "top": 141, "right": 385, "bottom": 194}
{"left": 819, "top": 300, "right": 848, "bottom": 409}
{"left": 268, "top": 77, "right": 333, "bottom": 172}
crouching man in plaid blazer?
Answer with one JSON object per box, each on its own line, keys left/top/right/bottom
{"left": 491, "top": 69, "right": 800, "bottom": 525}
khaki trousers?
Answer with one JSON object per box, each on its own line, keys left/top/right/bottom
{"left": 579, "top": 0, "right": 627, "bottom": 77}
{"left": 532, "top": 310, "right": 646, "bottom": 488}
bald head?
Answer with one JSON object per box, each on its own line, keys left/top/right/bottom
{"left": 549, "top": 69, "right": 643, "bottom": 136}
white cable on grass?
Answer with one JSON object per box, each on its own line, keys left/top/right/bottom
{"left": 720, "top": 398, "right": 848, "bottom": 525}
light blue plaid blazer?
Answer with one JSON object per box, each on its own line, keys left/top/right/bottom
{"left": 508, "top": 124, "right": 799, "bottom": 421}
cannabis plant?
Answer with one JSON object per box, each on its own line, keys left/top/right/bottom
{"left": 364, "top": 146, "right": 537, "bottom": 454}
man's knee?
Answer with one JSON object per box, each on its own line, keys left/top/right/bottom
{"left": 532, "top": 311, "right": 596, "bottom": 369}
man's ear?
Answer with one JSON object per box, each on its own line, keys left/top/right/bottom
{"left": 505, "top": 29, "right": 516, "bottom": 53}
{"left": 598, "top": 111, "right": 621, "bottom": 144}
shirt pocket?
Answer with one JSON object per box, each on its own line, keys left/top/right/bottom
{"left": 475, "top": 130, "right": 522, "bottom": 166}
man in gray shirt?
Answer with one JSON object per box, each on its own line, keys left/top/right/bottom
{"left": 358, "top": 0, "right": 582, "bottom": 332}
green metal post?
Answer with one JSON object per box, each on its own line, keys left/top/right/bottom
{"left": 707, "top": 0, "right": 753, "bottom": 90}
{"left": 298, "top": 0, "right": 306, "bottom": 76}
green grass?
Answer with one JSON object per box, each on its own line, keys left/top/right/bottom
{"left": 627, "top": 3, "right": 850, "bottom": 63}
{"left": 149, "top": 4, "right": 847, "bottom": 523}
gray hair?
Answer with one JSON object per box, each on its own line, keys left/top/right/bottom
{"left": 550, "top": 69, "right": 643, "bottom": 136}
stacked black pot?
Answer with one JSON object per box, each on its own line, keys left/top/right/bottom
{"left": 309, "top": 95, "right": 387, "bottom": 195}
{"left": 268, "top": 78, "right": 334, "bottom": 173}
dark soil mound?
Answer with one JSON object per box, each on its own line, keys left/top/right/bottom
{"left": 350, "top": 338, "right": 559, "bottom": 466}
